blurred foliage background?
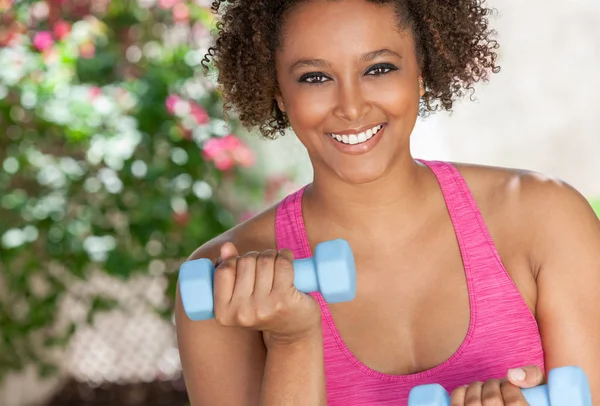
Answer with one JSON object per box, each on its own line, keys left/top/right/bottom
{"left": 592, "top": 200, "right": 600, "bottom": 217}
{"left": 0, "top": 0, "right": 599, "bottom": 405}
{"left": 0, "top": 0, "right": 298, "bottom": 404}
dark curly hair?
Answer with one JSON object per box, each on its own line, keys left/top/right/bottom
{"left": 203, "top": 0, "right": 500, "bottom": 139}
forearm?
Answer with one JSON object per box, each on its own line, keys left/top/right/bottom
{"left": 260, "top": 328, "right": 326, "bottom": 406}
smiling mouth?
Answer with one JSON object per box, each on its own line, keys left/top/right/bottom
{"left": 327, "top": 124, "right": 385, "bottom": 145}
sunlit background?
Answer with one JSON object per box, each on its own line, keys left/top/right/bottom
{"left": 0, "top": 0, "right": 598, "bottom": 405}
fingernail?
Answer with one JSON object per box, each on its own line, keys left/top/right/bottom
{"left": 508, "top": 368, "right": 526, "bottom": 381}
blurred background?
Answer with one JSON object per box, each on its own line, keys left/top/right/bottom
{"left": 0, "top": 0, "right": 598, "bottom": 405}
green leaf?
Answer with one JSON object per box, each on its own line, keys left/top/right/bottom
{"left": 86, "top": 296, "right": 120, "bottom": 325}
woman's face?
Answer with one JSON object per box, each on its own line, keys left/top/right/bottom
{"left": 275, "top": 0, "right": 424, "bottom": 184}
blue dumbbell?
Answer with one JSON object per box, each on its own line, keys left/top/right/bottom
{"left": 408, "top": 366, "right": 592, "bottom": 406}
{"left": 179, "top": 238, "right": 357, "bottom": 321}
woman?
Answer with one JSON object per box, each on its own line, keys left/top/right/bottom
{"left": 175, "top": 0, "right": 600, "bottom": 404}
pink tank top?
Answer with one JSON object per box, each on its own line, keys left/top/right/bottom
{"left": 275, "top": 160, "right": 545, "bottom": 405}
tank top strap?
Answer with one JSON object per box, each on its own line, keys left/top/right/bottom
{"left": 275, "top": 185, "right": 312, "bottom": 260}
{"left": 418, "top": 159, "right": 507, "bottom": 280}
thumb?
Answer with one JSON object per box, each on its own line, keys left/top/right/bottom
{"left": 507, "top": 365, "right": 545, "bottom": 388}
{"left": 216, "top": 242, "right": 239, "bottom": 265}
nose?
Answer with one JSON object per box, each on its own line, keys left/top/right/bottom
{"left": 333, "top": 78, "right": 370, "bottom": 122}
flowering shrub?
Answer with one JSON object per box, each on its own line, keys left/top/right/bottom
{"left": 0, "top": 0, "right": 284, "bottom": 382}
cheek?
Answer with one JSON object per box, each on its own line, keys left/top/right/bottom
{"left": 364, "top": 77, "right": 419, "bottom": 117}
{"left": 284, "top": 86, "right": 332, "bottom": 132}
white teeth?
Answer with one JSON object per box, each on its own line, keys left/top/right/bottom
{"left": 329, "top": 124, "right": 383, "bottom": 145}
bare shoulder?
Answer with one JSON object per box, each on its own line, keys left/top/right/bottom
{"left": 453, "top": 161, "right": 599, "bottom": 272}
{"left": 174, "top": 204, "right": 279, "bottom": 406}
{"left": 453, "top": 161, "right": 595, "bottom": 223}
{"left": 452, "top": 161, "right": 559, "bottom": 208}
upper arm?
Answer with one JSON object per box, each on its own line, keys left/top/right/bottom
{"left": 175, "top": 240, "right": 267, "bottom": 406}
{"left": 526, "top": 176, "right": 600, "bottom": 397}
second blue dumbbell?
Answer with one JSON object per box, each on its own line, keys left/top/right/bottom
{"left": 179, "top": 238, "right": 357, "bottom": 321}
{"left": 408, "top": 366, "right": 592, "bottom": 406}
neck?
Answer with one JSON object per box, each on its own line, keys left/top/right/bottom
{"left": 303, "top": 156, "right": 434, "bottom": 237}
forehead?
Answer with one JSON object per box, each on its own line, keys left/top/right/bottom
{"left": 278, "top": 0, "right": 413, "bottom": 61}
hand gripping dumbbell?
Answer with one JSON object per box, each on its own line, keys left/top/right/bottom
{"left": 179, "top": 238, "right": 357, "bottom": 321}
{"left": 408, "top": 366, "right": 592, "bottom": 406}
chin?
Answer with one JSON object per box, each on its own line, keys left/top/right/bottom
{"left": 332, "top": 164, "right": 389, "bottom": 185}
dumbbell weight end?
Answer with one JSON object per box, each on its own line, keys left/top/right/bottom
{"left": 179, "top": 258, "right": 216, "bottom": 321}
{"left": 521, "top": 366, "right": 592, "bottom": 406}
{"left": 298, "top": 238, "right": 357, "bottom": 304}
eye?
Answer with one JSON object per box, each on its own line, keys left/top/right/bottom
{"left": 298, "top": 72, "right": 331, "bottom": 85}
{"left": 366, "top": 63, "right": 398, "bottom": 76}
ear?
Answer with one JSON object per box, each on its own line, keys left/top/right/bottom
{"left": 274, "top": 91, "right": 285, "bottom": 113}
{"left": 418, "top": 76, "right": 425, "bottom": 98}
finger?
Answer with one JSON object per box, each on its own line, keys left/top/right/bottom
{"left": 481, "top": 380, "right": 503, "bottom": 406}
{"left": 507, "top": 365, "right": 545, "bottom": 388}
{"left": 231, "top": 252, "right": 259, "bottom": 302}
{"left": 449, "top": 385, "right": 468, "bottom": 406}
{"left": 272, "top": 249, "right": 296, "bottom": 292}
{"left": 253, "top": 250, "right": 277, "bottom": 296}
{"left": 215, "top": 242, "right": 239, "bottom": 267}
{"left": 500, "top": 380, "right": 528, "bottom": 405}
{"left": 277, "top": 248, "right": 294, "bottom": 262}
{"left": 464, "top": 381, "right": 484, "bottom": 406}
{"left": 220, "top": 241, "right": 239, "bottom": 260}
{"left": 213, "top": 257, "right": 238, "bottom": 314}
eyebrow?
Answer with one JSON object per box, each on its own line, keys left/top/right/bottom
{"left": 289, "top": 48, "right": 402, "bottom": 73}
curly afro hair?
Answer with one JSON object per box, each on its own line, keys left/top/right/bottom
{"left": 203, "top": 0, "right": 500, "bottom": 139}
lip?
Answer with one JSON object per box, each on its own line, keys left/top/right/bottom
{"left": 326, "top": 123, "right": 386, "bottom": 155}
{"left": 327, "top": 122, "right": 386, "bottom": 136}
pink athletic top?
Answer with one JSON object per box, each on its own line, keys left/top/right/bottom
{"left": 275, "top": 160, "right": 545, "bottom": 405}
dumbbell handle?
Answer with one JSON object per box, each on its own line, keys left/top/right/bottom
{"left": 521, "top": 384, "right": 553, "bottom": 406}
{"left": 293, "top": 258, "right": 320, "bottom": 293}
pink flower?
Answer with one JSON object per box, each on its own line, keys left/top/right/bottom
{"left": 190, "top": 103, "right": 209, "bottom": 125}
{"left": 173, "top": 3, "right": 189, "bottom": 22}
{"left": 89, "top": 86, "right": 102, "bottom": 100}
{"left": 53, "top": 20, "right": 71, "bottom": 40}
{"left": 213, "top": 155, "right": 235, "bottom": 171}
{"left": 202, "top": 134, "right": 255, "bottom": 171}
{"left": 202, "top": 136, "right": 230, "bottom": 160}
{"left": 158, "top": 0, "right": 179, "bottom": 9}
{"left": 33, "top": 31, "right": 54, "bottom": 51}
{"left": 165, "top": 94, "right": 180, "bottom": 115}
{"left": 231, "top": 145, "right": 255, "bottom": 167}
